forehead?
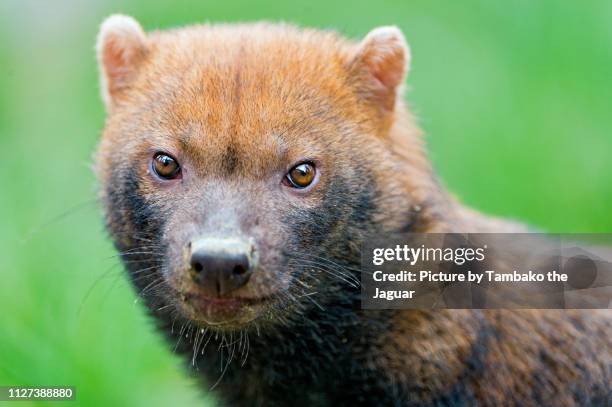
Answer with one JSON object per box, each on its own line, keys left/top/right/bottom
{"left": 129, "top": 25, "right": 363, "bottom": 173}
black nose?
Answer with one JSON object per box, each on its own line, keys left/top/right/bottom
{"left": 189, "top": 239, "right": 253, "bottom": 296}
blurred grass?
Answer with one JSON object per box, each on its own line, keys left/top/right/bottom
{"left": 0, "top": 0, "right": 610, "bottom": 406}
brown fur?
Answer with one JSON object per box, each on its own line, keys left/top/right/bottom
{"left": 95, "top": 16, "right": 611, "bottom": 406}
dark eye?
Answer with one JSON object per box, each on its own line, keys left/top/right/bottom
{"left": 285, "top": 162, "right": 316, "bottom": 189}
{"left": 152, "top": 153, "right": 181, "bottom": 180}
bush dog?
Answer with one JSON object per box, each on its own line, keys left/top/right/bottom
{"left": 95, "top": 15, "right": 610, "bottom": 406}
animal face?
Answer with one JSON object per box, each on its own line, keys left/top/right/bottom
{"left": 95, "top": 16, "right": 426, "bottom": 330}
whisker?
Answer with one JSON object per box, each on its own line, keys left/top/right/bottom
{"left": 293, "top": 261, "right": 359, "bottom": 288}
{"left": 21, "top": 198, "right": 98, "bottom": 244}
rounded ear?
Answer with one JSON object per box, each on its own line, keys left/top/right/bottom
{"left": 349, "top": 26, "right": 410, "bottom": 114}
{"left": 96, "top": 14, "right": 147, "bottom": 110}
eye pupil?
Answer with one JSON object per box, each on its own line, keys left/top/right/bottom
{"left": 287, "top": 163, "right": 315, "bottom": 188}
{"left": 153, "top": 153, "right": 180, "bottom": 180}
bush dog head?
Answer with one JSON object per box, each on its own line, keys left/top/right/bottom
{"left": 95, "top": 15, "right": 447, "bottom": 330}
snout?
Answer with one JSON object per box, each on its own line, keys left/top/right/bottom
{"left": 188, "top": 237, "right": 255, "bottom": 297}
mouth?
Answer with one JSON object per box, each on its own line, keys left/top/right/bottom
{"left": 180, "top": 291, "right": 270, "bottom": 326}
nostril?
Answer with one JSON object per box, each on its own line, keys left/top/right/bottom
{"left": 233, "top": 264, "right": 247, "bottom": 276}
{"left": 193, "top": 262, "right": 204, "bottom": 273}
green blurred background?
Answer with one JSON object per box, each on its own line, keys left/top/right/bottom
{"left": 1, "top": 0, "right": 610, "bottom": 405}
